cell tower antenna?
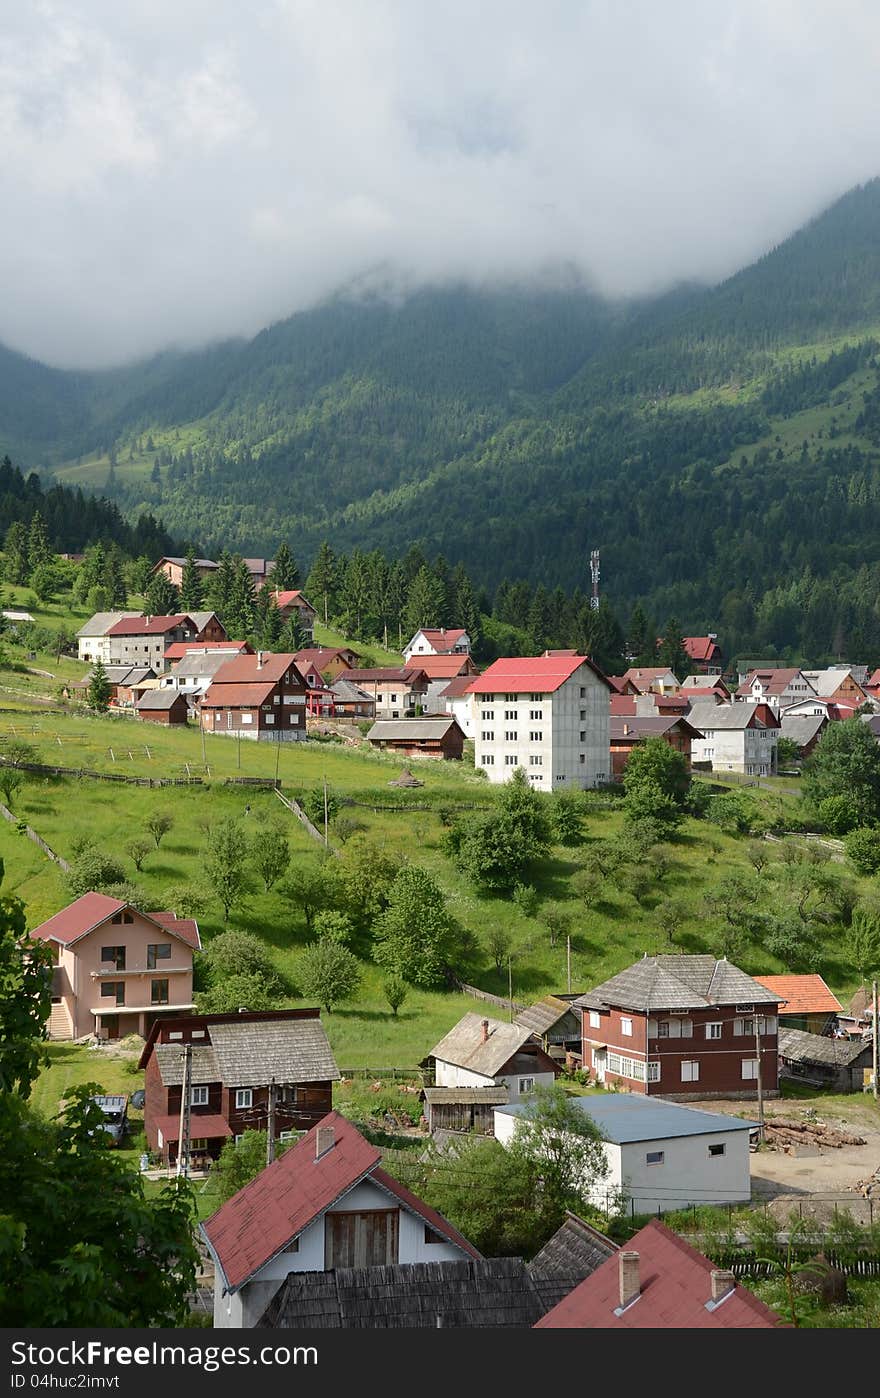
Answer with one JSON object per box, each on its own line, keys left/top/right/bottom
{"left": 589, "top": 549, "right": 600, "bottom": 611}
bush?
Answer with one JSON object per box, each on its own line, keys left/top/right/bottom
{"left": 66, "top": 844, "right": 126, "bottom": 898}
{"left": 844, "top": 826, "right": 880, "bottom": 876}
{"left": 818, "top": 794, "right": 860, "bottom": 836}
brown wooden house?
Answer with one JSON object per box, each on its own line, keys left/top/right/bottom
{"left": 367, "top": 716, "right": 465, "bottom": 760}
{"left": 139, "top": 1008, "right": 340, "bottom": 1168}
{"left": 136, "top": 690, "right": 190, "bottom": 725}
{"left": 200, "top": 651, "right": 308, "bottom": 741}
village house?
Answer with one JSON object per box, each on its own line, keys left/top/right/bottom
{"left": 801, "top": 666, "right": 872, "bottom": 711}
{"left": 535, "top": 1219, "right": 782, "bottom": 1329}
{"left": 439, "top": 674, "right": 477, "bottom": 738}
{"left": 202, "top": 1111, "right": 478, "bottom": 1328}
{"left": 681, "top": 674, "right": 732, "bottom": 698}
{"left": 779, "top": 712, "right": 828, "bottom": 759}
{"left": 514, "top": 995, "right": 583, "bottom": 1066}
{"left": 336, "top": 666, "right": 429, "bottom": 719}
{"left": 468, "top": 652, "right": 610, "bottom": 792}
{"left": 200, "top": 651, "right": 308, "bottom": 741}
{"left": 620, "top": 667, "right": 681, "bottom": 695}
{"left": 68, "top": 664, "right": 157, "bottom": 708}
{"left": 752, "top": 974, "right": 844, "bottom": 1035}
{"left": 735, "top": 667, "right": 816, "bottom": 714}
{"left": 403, "top": 627, "right": 472, "bottom": 662}
{"left": 31, "top": 892, "right": 200, "bottom": 1042}
{"left": 140, "top": 1008, "right": 340, "bottom": 1174}
{"left": 164, "top": 639, "right": 252, "bottom": 664}
{"left": 160, "top": 646, "right": 255, "bottom": 703}
{"left": 410, "top": 652, "right": 479, "bottom": 713}
{"left": 366, "top": 716, "right": 465, "bottom": 761}
{"left": 136, "top": 690, "right": 190, "bottom": 725}
{"left": 576, "top": 954, "right": 782, "bottom": 1100}
{"left": 494, "top": 1094, "right": 755, "bottom": 1215}
{"left": 328, "top": 677, "right": 376, "bottom": 719}
{"left": 688, "top": 700, "right": 779, "bottom": 776}
{"left": 610, "top": 715, "right": 702, "bottom": 780}
{"left": 76, "top": 611, "right": 142, "bottom": 664}
{"left": 777, "top": 1028, "right": 875, "bottom": 1093}
{"left": 427, "top": 1013, "right": 559, "bottom": 1112}
{"left": 151, "top": 556, "right": 218, "bottom": 588}
{"left": 294, "top": 645, "right": 362, "bottom": 680}
{"left": 682, "top": 635, "right": 723, "bottom": 675}
{"left": 271, "top": 589, "right": 317, "bottom": 638}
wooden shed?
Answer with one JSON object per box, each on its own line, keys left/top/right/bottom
{"left": 366, "top": 716, "right": 465, "bottom": 760}
{"left": 136, "top": 690, "right": 190, "bottom": 725}
{"left": 778, "top": 1028, "right": 875, "bottom": 1092}
{"left": 423, "top": 1085, "right": 509, "bottom": 1135}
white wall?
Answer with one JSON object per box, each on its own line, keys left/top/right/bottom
{"left": 692, "top": 723, "right": 777, "bottom": 776}
{"left": 434, "top": 1061, "right": 494, "bottom": 1090}
{"left": 497, "top": 1071, "right": 557, "bottom": 1104}
{"left": 473, "top": 662, "right": 610, "bottom": 792}
{"left": 445, "top": 693, "right": 475, "bottom": 738}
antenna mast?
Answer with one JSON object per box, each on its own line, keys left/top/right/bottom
{"left": 589, "top": 549, "right": 600, "bottom": 611}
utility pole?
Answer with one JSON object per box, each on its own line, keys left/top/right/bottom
{"left": 323, "top": 775, "right": 329, "bottom": 846}
{"left": 274, "top": 735, "right": 281, "bottom": 785}
{"left": 237, "top": 730, "right": 241, "bottom": 770}
{"left": 508, "top": 955, "right": 513, "bottom": 1023}
{"left": 867, "top": 978, "right": 873, "bottom": 1096}
{"left": 566, "top": 935, "right": 572, "bottom": 995}
{"left": 200, "top": 720, "right": 207, "bottom": 767}
{"left": 176, "top": 1044, "right": 192, "bottom": 1179}
{"left": 753, "top": 1015, "right": 764, "bottom": 1143}
{"left": 267, "top": 1077, "right": 277, "bottom": 1166}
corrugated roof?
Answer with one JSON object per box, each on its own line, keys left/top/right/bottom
{"left": 207, "top": 1017, "right": 340, "bottom": 1088}
{"left": 752, "top": 975, "right": 843, "bottom": 1017}
{"left": 209, "top": 653, "right": 302, "bottom": 685}
{"left": 778, "top": 1028, "right": 872, "bottom": 1067}
{"left": 367, "top": 719, "right": 461, "bottom": 741}
{"left": 408, "top": 628, "right": 469, "bottom": 651}
{"left": 338, "top": 667, "right": 427, "bottom": 685}
{"left": 136, "top": 690, "right": 188, "bottom": 710}
{"left": 406, "top": 654, "right": 477, "bottom": 678}
{"left": 154, "top": 1113, "right": 232, "bottom": 1141}
{"left": 107, "top": 615, "right": 195, "bottom": 636}
{"left": 496, "top": 1093, "right": 755, "bottom": 1144}
{"left": 576, "top": 955, "right": 782, "bottom": 1012}
{"left": 430, "top": 1013, "right": 532, "bottom": 1077}
{"left": 535, "top": 1219, "right": 782, "bottom": 1328}
{"left": 76, "top": 611, "right": 141, "bottom": 637}
{"left": 611, "top": 716, "right": 702, "bottom": 740}
{"left": 172, "top": 651, "right": 244, "bottom": 679}
{"left": 466, "top": 654, "right": 608, "bottom": 695}
{"left": 688, "top": 701, "right": 779, "bottom": 731}
{"left": 779, "top": 715, "right": 827, "bottom": 746}
{"left": 165, "top": 641, "right": 248, "bottom": 660}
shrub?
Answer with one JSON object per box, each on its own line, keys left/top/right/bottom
{"left": 818, "top": 794, "right": 860, "bottom": 836}
{"left": 844, "top": 826, "right": 880, "bottom": 876}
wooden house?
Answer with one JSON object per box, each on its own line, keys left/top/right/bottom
{"left": 366, "top": 716, "right": 465, "bottom": 760}
{"left": 136, "top": 690, "right": 190, "bottom": 725}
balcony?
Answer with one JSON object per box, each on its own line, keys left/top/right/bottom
{"left": 91, "top": 966, "right": 190, "bottom": 978}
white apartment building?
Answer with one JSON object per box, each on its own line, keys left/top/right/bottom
{"left": 689, "top": 701, "right": 779, "bottom": 776}
{"left": 467, "top": 653, "right": 610, "bottom": 791}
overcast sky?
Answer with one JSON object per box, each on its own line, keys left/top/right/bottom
{"left": 3, "top": 1, "right": 880, "bottom": 368}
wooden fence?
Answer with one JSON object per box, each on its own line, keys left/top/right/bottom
{"left": 455, "top": 979, "right": 527, "bottom": 1014}
{"left": 0, "top": 801, "right": 71, "bottom": 871}
{"left": 0, "top": 757, "right": 202, "bottom": 788}
{"left": 274, "top": 787, "right": 341, "bottom": 857}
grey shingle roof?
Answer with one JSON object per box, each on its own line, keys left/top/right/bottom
{"left": 688, "top": 701, "right": 777, "bottom": 731}
{"left": 429, "top": 1013, "right": 532, "bottom": 1078}
{"left": 137, "top": 690, "right": 187, "bottom": 711}
{"left": 367, "top": 718, "right": 460, "bottom": 741}
{"left": 258, "top": 1258, "right": 551, "bottom": 1329}
{"left": 780, "top": 714, "right": 826, "bottom": 747}
{"left": 514, "top": 995, "right": 578, "bottom": 1037}
{"left": 576, "top": 955, "right": 781, "bottom": 1013}
{"left": 528, "top": 1212, "right": 618, "bottom": 1295}
{"left": 778, "top": 1028, "right": 873, "bottom": 1068}
{"left": 330, "top": 679, "right": 374, "bottom": 703}
{"left": 172, "top": 652, "right": 237, "bottom": 679}
{"left": 208, "top": 1018, "right": 340, "bottom": 1088}
{"left": 423, "top": 1087, "right": 509, "bottom": 1106}
{"left": 76, "top": 611, "right": 140, "bottom": 638}
{"left": 154, "top": 1044, "right": 220, "bottom": 1085}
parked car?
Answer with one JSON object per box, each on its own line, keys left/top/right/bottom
{"left": 90, "top": 1094, "right": 129, "bottom": 1145}
{"left": 130, "top": 1089, "right": 146, "bottom": 1110}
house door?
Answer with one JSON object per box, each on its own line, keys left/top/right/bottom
{"left": 103, "top": 1015, "right": 120, "bottom": 1040}
{"left": 324, "top": 1210, "right": 399, "bottom": 1269}
{"left": 592, "top": 1047, "right": 607, "bottom": 1084}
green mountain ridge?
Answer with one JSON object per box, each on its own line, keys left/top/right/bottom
{"left": 6, "top": 179, "right": 880, "bottom": 651}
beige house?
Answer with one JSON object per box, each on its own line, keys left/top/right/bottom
{"left": 31, "top": 892, "right": 201, "bottom": 1041}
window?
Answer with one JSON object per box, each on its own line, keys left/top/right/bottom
{"left": 191, "top": 1086, "right": 209, "bottom": 1106}
{"left": 265, "top": 713, "right": 275, "bottom": 724}
{"left": 518, "top": 1077, "right": 534, "bottom": 1093}
{"left": 505, "top": 755, "right": 518, "bottom": 765}
{"left": 390, "top": 694, "right": 398, "bottom": 703}
{"left": 606, "top": 1052, "right": 646, "bottom": 1082}
{"left": 580, "top": 709, "right": 587, "bottom": 720}
{"left": 579, "top": 730, "right": 586, "bottom": 742}
{"left": 101, "top": 982, "right": 125, "bottom": 1005}
{"left": 279, "top": 1130, "right": 297, "bottom": 1142}
{"left": 283, "top": 1236, "right": 300, "bottom": 1253}
{"left": 529, "top": 755, "right": 543, "bottom": 766}
{"left": 481, "top": 731, "right": 495, "bottom": 742}
{"left": 504, "top": 709, "right": 517, "bottom": 720}
{"left": 529, "top": 709, "right": 542, "bottom": 720}
{"left": 504, "top": 693, "right": 517, "bottom": 702}
{"left": 110, "top": 912, "right": 134, "bottom": 925}
{"left": 235, "top": 1088, "right": 253, "bottom": 1108}
{"left": 579, "top": 687, "right": 586, "bottom": 698}
{"left": 620, "top": 1017, "right": 633, "bottom": 1036}
{"left": 481, "top": 709, "right": 493, "bottom": 720}
{"left": 147, "top": 943, "right": 171, "bottom": 969}
{"left": 504, "top": 730, "right": 517, "bottom": 741}
{"left": 708, "top": 1143, "right": 726, "bottom": 1157}
{"left": 529, "top": 731, "right": 542, "bottom": 742}
{"left": 705, "top": 1022, "right": 723, "bottom": 1040}
{"left": 588, "top": 1010, "right": 601, "bottom": 1028}
{"left": 168, "top": 1031, "right": 183, "bottom": 1040}
{"left": 529, "top": 693, "right": 542, "bottom": 702}
{"left": 241, "top": 713, "right": 253, "bottom": 724}
{"left": 681, "top": 1060, "right": 700, "bottom": 1082}
{"left": 657, "top": 1017, "right": 693, "bottom": 1038}
{"left": 101, "top": 946, "right": 126, "bottom": 970}
{"left": 741, "top": 1059, "right": 759, "bottom": 1080}
{"left": 579, "top": 754, "right": 585, "bottom": 764}
{"left": 646, "top": 1151, "right": 664, "bottom": 1166}
{"left": 646, "top": 1062, "right": 660, "bottom": 1083}
{"left": 424, "top": 1226, "right": 445, "bottom": 1245}
{"left": 483, "top": 755, "right": 495, "bottom": 766}
{"left": 151, "top": 979, "right": 169, "bottom": 1005}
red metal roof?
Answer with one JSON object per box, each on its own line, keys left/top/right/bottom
{"left": 535, "top": 1219, "right": 781, "bottom": 1328}
{"left": 466, "top": 654, "right": 608, "bottom": 695}
{"left": 107, "top": 615, "right": 195, "bottom": 636}
{"left": 610, "top": 694, "right": 637, "bottom": 715}
{"left": 154, "top": 1114, "right": 232, "bottom": 1142}
{"left": 752, "top": 975, "right": 843, "bottom": 1017}
{"left": 272, "top": 590, "right": 316, "bottom": 612}
{"left": 412, "top": 628, "right": 468, "bottom": 650}
{"left": 339, "top": 667, "right": 428, "bottom": 685}
{"left": 201, "top": 681, "right": 277, "bottom": 708}
{"left": 30, "top": 892, "right": 201, "bottom": 950}
{"left": 683, "top": 637, "right": 721, "bottom": 662}
{"left": 407, "top": 654, "right": 477, "bottom": 679}
{"left": 209, "top": 652, "right": 302, "bottom": 685}
{"left": 164, "top": 641, "right": 249, "bottom": 660}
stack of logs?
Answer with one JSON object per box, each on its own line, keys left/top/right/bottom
{"left": 764, "top": 1119, "right": 866, "bottom": 1150}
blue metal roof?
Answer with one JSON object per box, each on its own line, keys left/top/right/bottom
{"left": 495, "top": 1093, "right": 756, "bottom": 1144}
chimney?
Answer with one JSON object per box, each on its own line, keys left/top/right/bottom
{"left": 618, "top": 1251, "right": 641, "bottom": 1309}
{"left": 257, "top": 650, "right": 264, "bottom": 670}
{"left": 710, "top": 1269, "right": 735, "bottom": 1303}
{"left": 481, "top": 1018, "right": 490, "bottom": 1043}
{"left": 315, "top": 1124, "right": 335, "bottom": 1160}
{"left": 623, "top": 723, "right": 630, "bottom": 735}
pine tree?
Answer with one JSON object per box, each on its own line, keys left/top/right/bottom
{"left": 179, "top": 550, "right": 205, "bottom": 611}
{"left": 260, "top": 595, "right": 284, "bottom": 648}
{"left": 341, "top": 550, "right": 370, "bottom": 637}
{"left": 228, "top": 558, "right": 257, "bottom": 639}
{"left": 87, "top": 660, "right": 112, "bottom": 712}
{"left": 385, "top": 560, "right": 407, "bottom": 647}
{"left": 206, "top": 550, "right": 236, "bottom": 621}
{"left": 144, "top": 571, "right": 180, "bottom": 616}
{"left": 269, "top": 543, "right": 299, "bottom": 591}
{"left": 452, "top": 564, "right": 480, "bottom": 647}
{"left": 279, "top": 613, "right": 306, "bottom": 653}
{"left": 105, "top": 550, "right": 128, "bottom": 608}
{"left": 306, "top": 541, "right": 338, "bottom": 626}
{"left": 626, "top": 603, "right": 650, "bottom": 663}
{"left": 26, "top": 512, "right": 51, "bottom": 575}
{"left": 403, "top": 565, "right": 447, "bottom": 639}
{"left": 3, "top": 522, "right": 29, "bottom": 584}
{"left": 658, "top": 616, "right": 689, "bottom": 679}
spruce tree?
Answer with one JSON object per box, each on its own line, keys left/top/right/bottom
{"left": 87, "top": 660, "right": 112, "bottom": 712}
{"left": 452, "top": 564, "right": 480, "bottom": 647}
{"left": 658, "top": 616, "right": 689, "bottom": 679}
{"left": 178, "top": 550, "right": 205, "bottom": 611}
{"left": 306, "top": 541, "right": 338, "bottom": 626}
{"left": 26, "top": 512, "right": 51, "bottom": 575}
{"left": 207, "top": 550, "right": 236, "bottom": 621}
{"left": 228, "top": 557, "right": 257, "bottom": 638}
{"left": 270, "top": 543, "right": 299, "bottom": 591}
{"left": 3, "top": 522, "right": 29, "bottom": 585}
{"left": 144, "top": 571, "right": 180, "bottom": 617}
{"left": 105, "top": 550, "right": 128, "bottom": 608}
{"left": 260, "top": 594, "right": 284, "bottom": 648}
{"left": 403, "top": 565, "right": 447, "bottom": 639}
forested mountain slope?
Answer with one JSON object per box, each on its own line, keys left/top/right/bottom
{"left": 5, "top": 180, "right": 880, "bottom": 649}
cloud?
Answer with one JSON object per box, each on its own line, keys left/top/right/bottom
{"left": 1, "top": 1, "right": 879, "bottom": 367}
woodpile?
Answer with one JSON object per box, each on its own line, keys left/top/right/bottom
{"left": 764, "top": 1119, "right": 866, "bottom": 1150}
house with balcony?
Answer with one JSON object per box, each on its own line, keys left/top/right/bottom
{"left": 682, "top": 636, "right": 724, "bottom": 676}
{"left": 271, "top": 590, "right": 317, "bottom": 639}
{"left": 575, "top": 954, "right": 783, "bottom": 1101}
{"left": 31, "top": 892, "right": 201, "bottom": 1041}
{"left": 200, "top": 652, "right": 308, "bottom": 741}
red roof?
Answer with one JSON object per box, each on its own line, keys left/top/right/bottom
{"left": 30, "top": 892, "right": 201, "bottom": 950}
{"left": 610, "top": 694, "right": 637, "bottom": 715}
{"left": 201, "top": 1112, "right": 478, "bottom": 1293}
{"left": 752, "top": 975, "right": 843, "bottom": 1017}
{"left": 164, "top": 641, "right": 250, "bottom": 660}
{"left": 295, "top": 647, "right": 361, "bottom": 666}
{"left": 683, "top": 637, "right": 721, "bottom": 663}
{"left": 339, "top": 667, "right": 428, "bottom": 685}
{"left": 535, "top": 1219, "right": 782, "bottom": 1328}
{"left": 680, "top": 687, "right": 725, "bottom": 699}
{"left": 272, "top": 590, "right": 316, "bottom": 613}
{"left": 736, "top": 668, "right": 809, "bottom": 697}
{"left": 411, "top": 628, "right": 468, "bottom": 650}
{"left": 154, "top": 1114, "right": 232, "bottom": 1142}
{"left": 209, "top": 653, "right": 303, "bottom": 685}
{"left": 407, "top": 654, "right": 477, "bottom": 679}
{"left": 201, "top": 681, "right": 277, "bottom": 708}
{"left": 466, "top": 654, "right": 609, "bottom": 696}
{"left": 621, "top": 668, "right": 679, "bottom": 692}
{"left": 441, "top": 675, "right": 480, "bottom": 699}
{"left": 107, "top": 615, "right": 195, "bottom": 637}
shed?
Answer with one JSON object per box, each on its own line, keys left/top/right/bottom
{"left": 777, "top": 1027, "right": 874, "bottom": 1092}
{"left": 515, "top": 995, "right": 583, "bottom": 1061}
{"left": 422, "top": 1085, "right": 508, "bottom": 1135}
{"left": 136, "top": 690, "right": 190, "bottom": 725}
{"left": 367, "top": 717, "right": 465, "bottom": 761}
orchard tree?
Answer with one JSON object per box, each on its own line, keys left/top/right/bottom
{"left": 203, "top": 818, "right": 250, "bottom": 923}
{"left": 145, "top": 810, "right": 174, "bottom": 848}
{"left": 251, "top": 825, "right": 291, "bottom": 891}
{"left": 298, "top": 938, "right": 361, "bottom": 1013}
{"left": 383, "top": 973, "right": 408, "bottom": 1017}
{"left": 374, "top": 866, "right": 460, "bottom": 988}
{"left": 508, "top": 1083, "right": 610, "bottom": 1228}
